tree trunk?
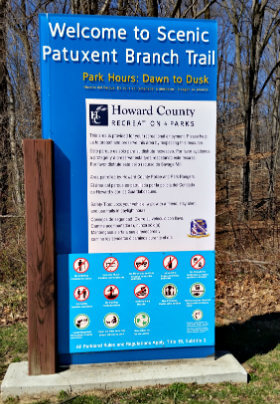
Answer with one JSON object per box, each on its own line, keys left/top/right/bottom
{"left": 203, "top": 0, "right": 211, "bottom": 18}
{"left": 73, "top": 0, "right": 99, "bottom": 14}
{"left": 146, "top": 0, "right": 158, "bottom": 17}
{"left": 71, "top": 0, "right": 80, "bottom": 13}
{"left": 0, "top": 0, "right": 10, "bottom": 240}
{"left": 7, "top": 72, "right": 23, "bottom": 209}
{"left": 19, "top": 0, "right": 41, "bottom": 138}
{"left": 268, "top": 64, "right": 280, "bottom": 216}
{"left": 242, "top": 103, "right": 254, "bottom": 219}
{"left": 117, "top": 0, "right": 128, "bottom": 15}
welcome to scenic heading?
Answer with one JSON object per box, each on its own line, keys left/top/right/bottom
{"left": 41, "top": 22, "right": 216, "bottom": 66}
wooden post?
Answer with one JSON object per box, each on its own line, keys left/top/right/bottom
{"left": 23, "top": 139, "right": 56, "bottom": 375}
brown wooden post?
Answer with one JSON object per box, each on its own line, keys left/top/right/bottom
{"left": 23, "top": 139, "right": 56, "bottom": 375}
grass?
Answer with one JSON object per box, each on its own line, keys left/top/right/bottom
{"left": 2, "top": 315, "right": 280, "bottom": 403}
{"left": 0, "top": 322, "right": 28, "bottom": 382}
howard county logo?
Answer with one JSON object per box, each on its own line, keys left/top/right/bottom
{"left": 89, "top": 104, "right": 108, "bottom": 126}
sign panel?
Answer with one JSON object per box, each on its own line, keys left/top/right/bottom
{"left": 64, "top": 251, "right": 215, "bottom": 353}
{"left": 40, "top": 14, "right": 217, "bottom": 364}
{"left": 86, "top": 98, "right": 215, "bottom": 253}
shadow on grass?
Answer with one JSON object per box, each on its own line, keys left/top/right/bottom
{"left": 216, "top": 312, "right": 280, "bottom": 363}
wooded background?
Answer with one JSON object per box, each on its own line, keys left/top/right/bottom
{"left": 1, "top": 0, "right": 280, "bottom": 324}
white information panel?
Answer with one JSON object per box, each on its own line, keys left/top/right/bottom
{"left": 86, "top": 99, "right": 216, "bottom": 253}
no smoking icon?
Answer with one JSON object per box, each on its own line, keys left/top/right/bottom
{"left": 191, "top": 255, "right": 205, "bottom": 270}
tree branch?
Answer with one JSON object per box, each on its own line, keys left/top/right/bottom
{"left": 182, "top": 0, "right": 198, "bottom": 18}
{"left": 195, "top": 0, "right": 217, "bottom": 19}
{"left": 255, "top": 60, "right": 280, "bottom": 103}
{"left": 171, "top": 0, "right": 182, "bottom": 18}
{"left": 99, "top": 0, "right": 111, "bottom": 15}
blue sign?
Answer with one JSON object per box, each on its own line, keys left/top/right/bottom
{"left": 40, "top": 14, "right": 217, "bottom": 365}
{"left": 57, "top": 250, "right": 215, "bottom": 363}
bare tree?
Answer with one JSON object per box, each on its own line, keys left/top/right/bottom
{"left": 8, "top": 0, "right": 43, "bottom": 139}
{"left": 266, "top": 33, "right": 280, "bottom": 216}
{"left": 6, "top": 71, "right": 23, "bottom": 207}
{"left": 0, "top": 0, "right": 10, "bottom": 225}
{"left": 225, "top": 0, "right": 280, "bottom": 218}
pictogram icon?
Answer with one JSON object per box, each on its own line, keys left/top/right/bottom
{"left": 134, "top": 284, "right": 149, "bottom": 299}
{"left": 134, "top": 312, "right": 150, "bottom": 328}
{"left": 103, "top": 257, "right": 119, "bottom": 272}
{"left": 163, "top": 255, "right": 178, "bottom": 271}
{"left": 73, "top": 258, "right": 89, "bottom": 273}
{"left": 134, "top": 256, "right": 149, "bottom": 271}
{"left": 74, "top": 314, "right": 90, "bottom": 329}
{"left": 162, "top": 283, "right": 178, "bottom": 298}
{"left": 104, "top": 285, "right": 119, "bottom": 300}
{"left": 192, "top": 309, "right": 203, "bottom": 320}
{"left": 74, "top": 286, "right": 90, "bottom": 301}
{"left": 191, "top": 254, "right": 205, "bottom": 270}
{"left": 104, "top": 313, "right": 119, "bottom": 328}
{"left": 190, "top": 283, "right": 205, "bottom": 298}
